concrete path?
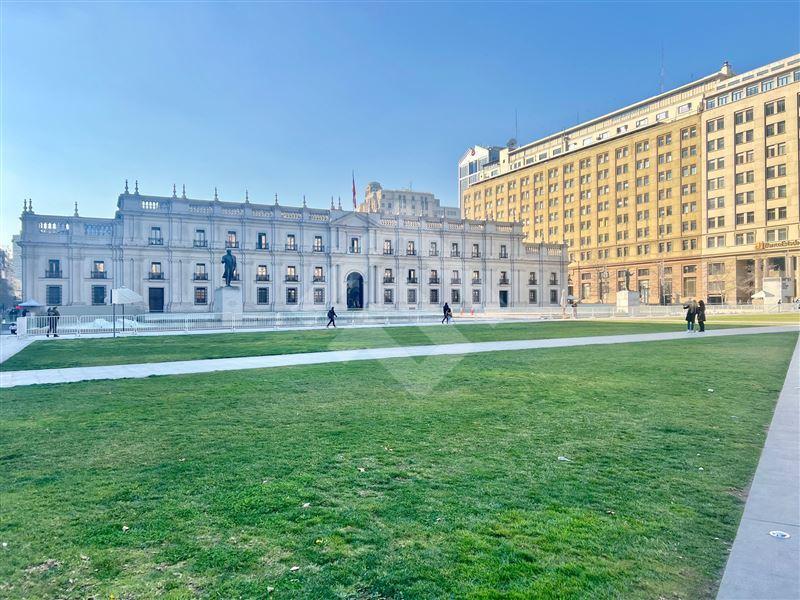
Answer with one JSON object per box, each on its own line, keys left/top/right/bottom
{"left": 1, "top": 325, "right": 796, "bottom": 389}
{"left": 0, "top": 335, "right": 34, "bottom": 365}
{"left": 717, "top": 336, "right": 800, "bottom": 600}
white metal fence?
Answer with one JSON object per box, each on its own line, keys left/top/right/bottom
{"left": 14, "top": 303, "right": 796, "bottom": 338}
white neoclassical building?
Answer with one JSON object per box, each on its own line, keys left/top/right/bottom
{"left": 17, "top": 184, "right": 568, "bottom": 313}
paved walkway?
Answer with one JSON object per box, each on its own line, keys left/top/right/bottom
{"left": 1, "top": 325, "right": 795, "bottom": 388}
{"left": 717, "top": 336, "right": 800, "bottom": 599}
{"left": 0, "top": 335, "right": 33, "bottom": 364}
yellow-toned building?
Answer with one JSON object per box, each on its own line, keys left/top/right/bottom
{"left": 461, "top": 55, "right": 800, "bottom": 305}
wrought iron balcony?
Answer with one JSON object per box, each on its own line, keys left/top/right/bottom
{"left": 256, "top": 242, "right": 270, "bottom": 250}
{"left": 406, "top": 249, "right": 417, "bottom": 256}
{"left": 383, "top": 276, "right": 395, "bottom": 283}
{"left": 225, "top": 241, "right": 239, "bottom": 248}
{"left": 499, "top": 278, "right": 510, "bottom": 285}
{"left": 148, "top": 237, "right": 164, "bottom": 246}
{"left": 313, "top": 276, "right": 326, "bottom": 282}
{"left": 193, "top": 273, "right": 209, "bottom": 281}
{"left": 193, "top": 239, "right": 208, "bottom": 248}
{"left": 451, "top": 278, "right": 461, "bottom": 284}
{"left": 471, "top": 278, "right": 482, "bottom": 284}
{"left": 471, "top": 251, "right": 481, "bottom": 258}
{"left": 313, "top": 245, "right": 325, "bottom": 252}
{"left": 90, "top": 271, "right": 107, "bottom": 279}
{"left": 285, "top": 275, "right": 299, "bottom": 282}
{"left": 348, "top": 247, "right": 361, "bottom": 254}
{"left": 407, "top": 277, "right": 418, "bottom": 283}
{"left": 429, "top": 277, "right": 440, "bottom": 284}
{"left": 429, "top": 250, "right": 439, "bottom": 256}
{"left": 256, "top": 274, "right": 270, "bottom": 282}
{"left": 285, "top": 244, "right": 298, "bottom": 251}
{"left": 450, "top": 251, "right": 461, "bottom": 257}
{"left": 549, "top": 278, "right": 559, "bottom": 286}
{"left": 499, "top": 252, "right": 509, "bottom": 259}
{"left": 383, "top": 249, "right": 394, "bottom": 255}
{"left": 528, "top": 278, "right": 538, "bottom": 285}
{"left": 148, "top": 272, "right": 165, "bottom": 280}
{"left": 45, "top": 270, "right": 63, "bottom": 278}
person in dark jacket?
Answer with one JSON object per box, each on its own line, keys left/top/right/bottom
{"left": 46, "top": 307, "right": 54, "bottom": 337}
{"left": 51, "top": 306, "right": 60, "bottom": 337}
{"left": 697, "top": 300, "right": 706, "bottom": 332}
{"left": 442, "top": 302, "right": 451, "bottom": 324}
{"left": 683, "top": 299, "right": 697, "bottom": 332}
{"left": 326, "top": 306, "right": 337, "bottom": 328}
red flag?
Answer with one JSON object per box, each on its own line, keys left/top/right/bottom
{"left": 352, "top": 171, "right": 357, "bottom": 209}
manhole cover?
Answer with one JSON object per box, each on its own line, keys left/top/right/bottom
{"left": 768, "top": 530, "right": 791, "bottom": 539}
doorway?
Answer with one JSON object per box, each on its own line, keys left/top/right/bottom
{"left": 148, "top": 287, "right": 164, "bottom": 313}
{"left": 498, "top": 290, "right": 509, "bottom": 308}
{"left": 346, "top": 272, "right": 364, "bottom": 309}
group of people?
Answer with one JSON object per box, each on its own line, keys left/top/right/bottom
{"left": 45, "top": 306, "right": 61, "bottom": 337}
{"left": 682, "top": 299, "right": 707, "bottom": 332}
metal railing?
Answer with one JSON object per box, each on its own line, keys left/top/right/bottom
{"left": 225, "top": 241, "right": 239, "bottom": 248}
{"left": 90, "top": 271, "right": 108, "bottom": 279}
{"left": 256, "top": 243, "right": 270, "bottom": 250}
{"left": 193, "top": 239, "right": 208, "bottom": 248}
{"left": 148, "top": 237, "right": 164, "bottom": 246}
{"left": 193, "top": 273, "right": 209, "bottom": 281}
{"left": 256, "top": 275, "right": 270, "bottom": 282}
{"left": 45, "top": 271, "right": 63, "bottom": 278}
{"left": 148, "top": 273, "right": 165, "bottom": 280}
{"left": 383, "top": 277, "right": 395, "bottom": 283}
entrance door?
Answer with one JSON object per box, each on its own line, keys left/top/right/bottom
{"left": 346, "top": 272, "right": 364, "bottom": 309}
{"left": 499, "top": 290, "right": 509, "bottom": 308}
{"left": 148, "top": 287, "right": 165, "bottom": 313}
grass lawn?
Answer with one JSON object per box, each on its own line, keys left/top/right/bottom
{"left": 706, "top": 312, "right": 800, "bottom": 325}
{"left": 1, "top": 332, "right": 796, "bottom": 598}
{"left": 1, "top": 320, "right": 748, "bottom": 371}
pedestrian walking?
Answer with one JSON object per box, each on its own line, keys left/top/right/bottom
{"left": 442, "top": 302, "right": 451, "bottom": 324}
{"left": 51, "top": 306, "right": 60, "bottom": 337}
{"left": 46, "top": 307, "right": 54, "bottom": 337}
{"left": 683, "top": 299, "right": 697, "bottom": 332}
{"left": 697, "top": 300, "right": 706, "bottom": 332}
{"left": 326, "top": 306, "right": 337, "bottom": 328}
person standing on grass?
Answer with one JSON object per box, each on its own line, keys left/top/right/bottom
{"left": 46, "top": 307, "right": 53, "bottom": 337}
{"left": 326, "top": 306, "right": 337, "bottom": 328}
{"left": 442, "top": 302, "right": 451, "bottom": 324}
{"left": 683, "top": 299, "right": 697, "bottom": 332}
{"left": 697, "top": 300, "right": 706, "bottom": 332}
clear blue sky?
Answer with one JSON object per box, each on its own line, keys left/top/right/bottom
{"left": 2, "top": 1, "right": 798, "bottom": 247}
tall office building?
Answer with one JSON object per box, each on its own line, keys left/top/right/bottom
{"left": 357, "top": 182, "right": 460, "bottom": 219}
{"left": 460, "top": 55, "right": 799, "bottom": 304}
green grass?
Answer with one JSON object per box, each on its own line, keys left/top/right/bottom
{"left": 1, "top": 320, "right": 750, "bottom": 371}
{"left": 1, "top": 332, "right": 796, "bottom": 598}
{"left": 707, "top": 312, "right": 800, "bottom": 324}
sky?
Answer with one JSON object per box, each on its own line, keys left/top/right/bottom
{"left": 2, "top": 1, "right": 798, "bottom": 248}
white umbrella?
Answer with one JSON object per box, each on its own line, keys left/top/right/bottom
{"left": 18, "top": 298, "right": 43, "bottom": 308}
{"left": 110, "top": 287, "right": 144, "bottom": 336}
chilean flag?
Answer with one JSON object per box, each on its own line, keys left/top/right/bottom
{"left": 352, "top": 171, "right": 357, "bottom": 209}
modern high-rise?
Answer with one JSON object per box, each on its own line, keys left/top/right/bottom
{"left": 458, "top": 145, "right": 502, "bottom": 205}
{"left": 460, "top": 55, "right": 800, "bottom": 304}
{"left": 357, "top": 182, "right": 460, "bottom": 219}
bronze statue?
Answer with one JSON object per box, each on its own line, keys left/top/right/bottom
{"left": 221, "top": 249, "right": 237, "bottom": 287}
{"left": 624, "top": 269, "right": 632, "bottom": 291}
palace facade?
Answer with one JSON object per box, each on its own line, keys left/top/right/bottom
{"left": 461, "top": 55, "right": 800, "bottom": 304}
{"left": 17, "top": 186, "right": 567, "bottom": 313}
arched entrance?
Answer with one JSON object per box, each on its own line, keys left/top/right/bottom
{"left": 346, "top": 272, "right": 364, "bottom": 309}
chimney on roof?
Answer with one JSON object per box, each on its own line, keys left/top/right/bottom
{"left": 720, "top": 61, "right": 733, "bottom": 77}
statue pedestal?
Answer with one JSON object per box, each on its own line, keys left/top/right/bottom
{"left": 213, "top": 286, "right": 243, "bottom": 316}
{"left": 615, "top": 290, "right": 641, "bottom": 314}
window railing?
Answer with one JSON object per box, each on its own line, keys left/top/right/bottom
{"left": 407, "top": 277, "right": 418, "bottom": 283}
{"left": 256, "top": 242, "right": 270, "bottom": 250}
{"left": 450, "top": 251, "right": 461, "bottom": 257}
{"left": 383, "top": 248, "right": 394, "bottom": 255}
{"left": 348, "top": 247, "right": 361, "bottom": 254}
{"left": 90, "top": 271, "right": 107, "bottom": 279}
{"left": 148, "top": 237, "right": 164, "bottom": 246}
{"left": 256, "top": 274, "right": 270, "bottom": 282}
{"left": 383, "top": 276, "right": 395, "bottom": 283}
{"left": 225, "top": 241, "right": 239, "bottom": 248}
{"left": 285, "top": 275, "right": 299, "bottom": 282}
{"left": 193, "top": 273, "right": 208, "bottom": 281}
{"left": 193, "top": 239, "right": 208, "bottom": 247}
{"left": 313, "top": 276, "right": 326, "bottom": 282}
{"left": 45, "top": 270, "right": 63, "bottom": 278}
{"left": 499, "top": 252, "right": 509, "bottom": 259}
{"left": 406, "top": 249, "right": 417, "bottom": 256}
{"left": 472, "top": 251, "right": 481, "bottom": 258}
{"left": 451, "top": 278, "right": 461, "bottom": 284}
{"left": 429, "top": 277, "right": 440, "bottom": 284}
{"left": 313, "top": 245, "right": 325, "bottom": 252}
{"left": 528, "top": 278, "right": 537, "bottom": 285}
{"left": 472, "top": 278, "right": 482, "bottom": 284}
{"left": 549, "top": 278, "right": 558, "bottom": 286}
{"left": 499, "top": 278, "right": 510, "bottom": 285}
{"left": 429, "top": 250, "right": 439, "bottom": 256}
{"left": 285, "top": 244, "right": 297, "bottom": 251}
{"left": 148, "top": 272, "right": 164, "bottom": 280}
